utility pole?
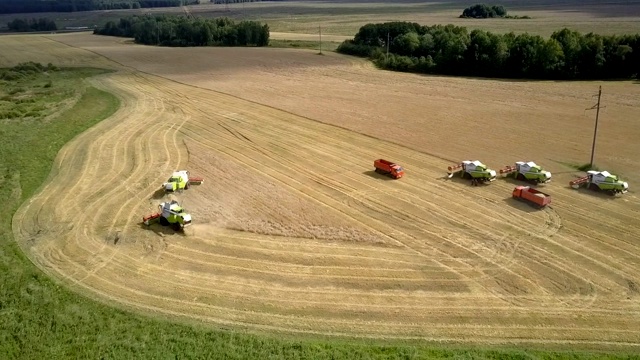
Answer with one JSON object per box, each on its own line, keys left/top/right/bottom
{"left": 386, "top": 32, "right": 390, "bottom": 62}
{"left": 585, "top": 86, "right": 604, "bottom": 168}
{"left": 319, "top": 25, "right": 322, "bottom": 54}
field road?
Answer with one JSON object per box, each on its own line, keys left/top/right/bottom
{"left": 4, "top": 33, "right": 640, "bottom": 348}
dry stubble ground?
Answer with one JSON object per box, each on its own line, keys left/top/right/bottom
{"left": 4, "top": 33, "right": 640, "bottom": 348}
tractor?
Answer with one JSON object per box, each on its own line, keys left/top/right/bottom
{"left": 447, "top": 160, "right": 497, "bottom": 185}
{"left": 143, "top": 200, "right": 192, "bottom": 231}
{"left": 499, "top": 161, "right": 552, "bottom": 184}
{"left": 570, "top": 170, "right": 629, "bottom": 195}
{"left": 162, "top": 170, "right": 204, "bottom": 192}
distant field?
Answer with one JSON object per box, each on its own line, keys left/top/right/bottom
{"left": 1, "top": 0, "right": 640, "bottom": 38}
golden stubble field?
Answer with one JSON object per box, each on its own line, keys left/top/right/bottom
{"left": 5, "top": 32, "right": 640, "bottom": 348}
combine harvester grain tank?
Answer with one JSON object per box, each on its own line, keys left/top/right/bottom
{"left": 447, "top": 160, "right": 496, "bottom": 185}
{"left": 569, "top": 170, "right": 629, "bottom": 195}
{"left": 500, "top": 161, "right": 551, "bottom": 184}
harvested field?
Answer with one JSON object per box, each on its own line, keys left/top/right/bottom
{"left": 215, "top": 0, "right": 640, "bottom": 37}
{"left": 6, "top": 32, "right": 640, "bottom": 348}
{"left": 2, "top": 0, "right": 640, "bottom": 37}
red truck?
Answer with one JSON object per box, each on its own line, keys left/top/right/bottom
{"left": 374, "top": 159, "right": 405, "bottom": 179}
{"left": 512, "top": 185, "right": 551, "bottom": 208}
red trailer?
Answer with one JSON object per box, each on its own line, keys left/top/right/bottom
{"left": 512, "top": 186, "right": 551, "bottom": 208}
{"left": 374, "top": 159, "right": 405, "bottom": 179}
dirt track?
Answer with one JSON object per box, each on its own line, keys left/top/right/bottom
{"left": 6, "top": 33, "right": 640, "bottom": 347}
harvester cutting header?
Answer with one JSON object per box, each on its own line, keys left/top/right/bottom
{"left": 447, "top": 160, "right": 496, "bottom": 185}
{"left": 162, "top": 170, "right": 204, "bottom": 192}
{"left": 500, "top": 161, "right": 551, "bottom": 184}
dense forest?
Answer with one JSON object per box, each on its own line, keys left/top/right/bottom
{"left": 337, "top": 22, "right": 640, "bottom": 80}
{"left": 0, "top": 0, "right": 199, "bottom": 14}
{"left": 7, "top": 18, "right": 57, "bottom": 32}
{"left": 94, "top": 15, "right": 269, "bottom": 47}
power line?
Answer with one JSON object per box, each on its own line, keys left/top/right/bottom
{"left": 386, "top": 32, "right": 389, "bottom": 62}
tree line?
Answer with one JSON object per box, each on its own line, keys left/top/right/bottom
{"left": 211, "top": 0, "right": 265, "bottom": 3}
{"left": 0, "top": 0, "right": 199, "bottom": 14}
{"left": 94, "top": 15, "right": 269, "bottom": 47}
{"left": 7, "top": 18, "right": 57, "bottom": 32}
{"left": 460, "top": 4, "right": 530, "bottom": 19}
{"left": 337, "top": 22, "right": 640, "bottom": 80}
{"left": 460, "top": 4, "right": 506, "bottom": 18}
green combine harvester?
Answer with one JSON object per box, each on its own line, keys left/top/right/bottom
{"left": 162, "top": 170, "right": 204, "bottom": 192}
{"left": 447, "top": 160, "right": 497, "bottom": 185}
{"left": 143, "top": 200, "right": 192, "bottom": 231}
{"left": 570, "top": 170, "right": 629, "bottom": 195}
{"left": 499, "top": 161, "right": 552, "bottom": 184}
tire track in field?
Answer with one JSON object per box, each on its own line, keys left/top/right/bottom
{"left": 23, "top": 71, "right": 188, "bottom": 288}
{"left": 14, "top": 72, "right": 146, "bottom": 264}
{"left": 23, "top": 76, "right": 632, "bottom": 344}
{"left": 26, "top": 74, "right": 456, "bottom": 318}
{"left": 179, "top": 122, "right": 403, "bottom": 245}
{"left": 176, "top": 117, "right": 500, "bottom": 298}
{"left": 74, "top": 77, "right": 191, "bottom": 279}
{"left": 178, "top": 97, "right": 600, "bottom": 306}
{"left": 29, "top": 243, "right": 640, "bottom": 346}
{"left": 28, "top": 74, "right": 177, "bottom": 284}
{"left": 181, "top": 114, "right": 560, "bottom": 312}
{"left": 158, "top": 76, "right": 628, "bottom": 316}
{"left": 25, "top": 74, "right": 448, "bottom": 318}
{"left": 181, "top": 106, "right": 507, "bottom": 270}
{"left": 176, "top": 76, "right": 640, "bottom": 332}
{"left": 9, "top": 35, "right": 640, "bottom": 347}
